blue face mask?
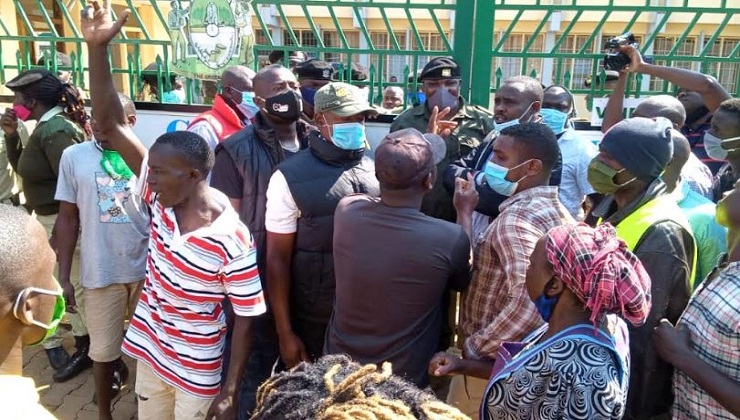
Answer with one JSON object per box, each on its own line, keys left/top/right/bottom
{"left": 331, "top": 122, "right": 367, "bottom": 150}
{"left": 493, "top": 102, "right": 534, "bottom": 134}
{"left": 534, "top": 292, "right": 559, "bottom": 322}
{"left": 238, "top": 91, "right": 259, "bottom": 119}
{"left": 300, "top": 87, "right": 317, "bottom": 107}
{"left": 161, "top": 90, "right": 184, "bottom": 104}
{"left": 483, "top": 159, "right": 531, "bottom": 197}
{"left": 540, "top": 108, "right": 570, "bottom": 136}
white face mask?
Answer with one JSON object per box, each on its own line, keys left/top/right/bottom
{"left": 704, "top": 133, "right": 740, "bottom": 161}
{"left": 493, "top": 102, "right": 534, "bottom": 134}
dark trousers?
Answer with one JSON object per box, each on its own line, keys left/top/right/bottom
{"left": 222, "top": 312, "right": 281, "bottom": 420}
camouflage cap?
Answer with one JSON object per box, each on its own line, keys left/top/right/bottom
{"left": 314, "top": 82, "right": 377, "bottom": 117}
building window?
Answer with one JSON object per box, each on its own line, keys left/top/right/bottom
{"left": 706, "top": 38, "right": 739, "bottom": 94}
{"left": 254, "top": 29, "right": 271, "bottom": 67}
{"left": 410, "top": 32, "right": 450, "bottom": 69}
{"left": 323, "top": 31, "right": 360, "bottom": 64}
{"left": 494, "top": 34, "right": 544, "bottom": 83}
{"left": 282, "top": 29, "right": 319, "bottom": 59}
{"left": 369, "top": 32, "right": 407, "bottom": 83}
{"left": 550, "top": 34, "right": 593, "bottom": 90}
{"left": 649, "top": 37, "right": 696, "bottom": 91}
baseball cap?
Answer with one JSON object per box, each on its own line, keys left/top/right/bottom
{"left": 295, "top": 59, "right": 334, "bottom": 81}
{"left": 420, "top": 57, "right": 461, "bottom": 81}
{"left": 314, "top": 82, "right": 377, "bottom": 117}
{"left": 375, "top": 128, "right": 446, "bottom": 189}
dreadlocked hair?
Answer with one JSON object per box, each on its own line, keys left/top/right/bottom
{"left": 5, "top": 69, "right": 90, "bottom": 136}
{"left": 251, "top": 354, "right": 470, "bottom": 420}
{"left": 59, "top": 83, "right": 91, "bottom": 136}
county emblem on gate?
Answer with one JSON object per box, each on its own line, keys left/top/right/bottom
{"left": 168, "top": 0, "right": 255, "bottom": 80}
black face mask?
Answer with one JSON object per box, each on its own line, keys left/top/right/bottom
{"left": 264, "top": 89, "right": 303, "bottom": 122}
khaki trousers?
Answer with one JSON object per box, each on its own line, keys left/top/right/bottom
{"left": 34, "top": 213, "right": 88, "bottom": 349}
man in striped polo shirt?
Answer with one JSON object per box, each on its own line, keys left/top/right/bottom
{"left": 82, "top": 3, "right": 266, "bottom": 419}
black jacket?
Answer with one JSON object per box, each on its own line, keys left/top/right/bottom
{"left": 277, "top": 132, "right": 380, "bottom": 358}
{"left": 212, "top": 113, "right": 313, "bottom": 282}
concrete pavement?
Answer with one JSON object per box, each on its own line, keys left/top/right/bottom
{"left": 23, "top": 327, "right": 138, "bottom": 420}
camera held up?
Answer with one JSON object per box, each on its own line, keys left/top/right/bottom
{"left": 603, "top": 33, "right": 638, "bottom": 71}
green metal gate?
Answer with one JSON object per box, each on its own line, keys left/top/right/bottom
{"left": 1, "top": 0, "right": 738, "bottom": 108}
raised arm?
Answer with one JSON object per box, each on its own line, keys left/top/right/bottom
{"left": 600, "top": 72, "right": 629, "bottom": 133}
{"left": 622, "top": 45, "right": 731, "bottom": 113}
{"left": 82, "top": 0, "right": 146, "bottom": 174}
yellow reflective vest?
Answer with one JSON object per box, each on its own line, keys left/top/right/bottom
{"left": 603, "top": 194, "right": 698, "bottom": 289}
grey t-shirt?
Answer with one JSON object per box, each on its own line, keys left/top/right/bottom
{"left": 56, "top": 141, "right": 148, "bottom": 289}
{"left": 325, "top": 195, "right": 471, "bottom": 387}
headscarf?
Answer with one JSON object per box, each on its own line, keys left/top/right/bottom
{"left": 545, "top": 222, "right": 651, "bottom": 327}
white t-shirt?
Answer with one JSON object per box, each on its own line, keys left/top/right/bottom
{"left": 55, "top": 142, "right": 149, "bottom": 289}
{"left": 265, "top": 170, "right": 300, "bottom": 234}
{"left": 557, "top": 128, "right": 598, "bottom": 220}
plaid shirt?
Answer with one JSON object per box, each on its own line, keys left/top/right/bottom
{"left": 461, "top": 186, "right": 574, "bottom": 360}
{"left": 673, "top": 258, "right": 740, "bottom": 420}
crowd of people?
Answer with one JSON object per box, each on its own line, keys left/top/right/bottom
{"left": 1, "top": 1, "right": 739, "bottom": 419}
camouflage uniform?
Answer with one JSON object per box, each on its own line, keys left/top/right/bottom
{"left": 390, "top": 99, "right": 494, "bottom": 222}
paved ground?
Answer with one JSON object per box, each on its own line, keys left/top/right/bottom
{"left": 23, "top": 327, "right": 138, "bottom": 420}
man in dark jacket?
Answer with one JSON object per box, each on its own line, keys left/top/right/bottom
{"left": 265, "top": 82, "right": 380, "bottom": 369}
{"left": 444, "top": 75, "right": 562, "bottom": 240}
{"left": 209, "top": 64, "right": 312, "bottom": 418}
{"left": 590, "top": 117, "right": 696, "bottom": 419}
{"left": 390, "top": 57, "right": 494, "bottom": 222}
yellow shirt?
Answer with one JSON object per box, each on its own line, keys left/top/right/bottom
{"left": 0, "top": 375, "right": 56, "bottom": 419}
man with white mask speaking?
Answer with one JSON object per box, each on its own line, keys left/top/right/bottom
{"left": 445, "top": 76, "right": 563, "bottom": 240}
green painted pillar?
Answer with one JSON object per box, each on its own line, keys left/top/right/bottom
{"left": 453, "top": 0, "right": 494, "bottom": 108}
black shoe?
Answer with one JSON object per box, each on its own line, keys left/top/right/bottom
{"left": 45, "top": 346, "right": 71, "bottom": 370}
{"left": 52, "top": 335, "right": 92, "bottom": 382}
{"left": 112, "top": 358, "right": 129, "bottom": 391}
{"left": 93, "top": 358, "right": 129, "bottom": 405}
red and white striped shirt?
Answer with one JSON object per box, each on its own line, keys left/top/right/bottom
{"left": 122, "top": 165, "right": 266, "bottom": 398}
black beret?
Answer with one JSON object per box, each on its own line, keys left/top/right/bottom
{"left": 419, "top": 57, "right": 461, "bottom": 80}
{"left": 295, "top": 59, "right": 334, "bottom": 81}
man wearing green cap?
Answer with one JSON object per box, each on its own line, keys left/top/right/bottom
{"left": 266, "top": 82, "right": 380, "bottom": 368}
{"left": 390, "top": 57, "right": 494, "bottom": 222}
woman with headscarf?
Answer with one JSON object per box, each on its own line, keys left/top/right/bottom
{"left": 0, "top": 69, "right": 89, "bottom": 375}
{"left": 430, "top": 223, "right": 652, "bottom": 420}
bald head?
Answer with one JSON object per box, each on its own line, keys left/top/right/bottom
{"left": 543, "top": 85, "right": 574, "bottom": 114}
{"left": 0, "top": 205, "right": 56, "bottom": 304}
{"left": 118, "top": 93, "right": 136, "bottom": 118}
{"left": 253, "top": 64, "right": 298, "bottom": 99}
{"left": 502, "top": 76, "right": 544, "bottom": 104}
{"left": 221, "top": 66, "right": 255, "bottom": 90}
{"left": 663, "top": 129, "right": 692, "bottom": 192}
{"left": 635, "top": 95, "right": 686, "bottom": 129}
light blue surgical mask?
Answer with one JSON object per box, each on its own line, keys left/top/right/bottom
{"left": 238, "top": 91, "right": 259, "bottom": 119}
{"left": 493, "top": 102, "right": 534, "bottom": 134}
{"left": 161, "top": 90, "right": 184, "bottom": 104}
{"left": 331, "top": 122, "right": 367, "bottom": 150}
{"left": 540, "top": 108, "right": 570, "bottom": 136}
{"left": 483, "top": 159, "right": 532, "bottom": 196}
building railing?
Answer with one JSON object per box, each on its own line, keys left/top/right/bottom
{"left": 2, "top": 0, "right": 738, "bottom": 109}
